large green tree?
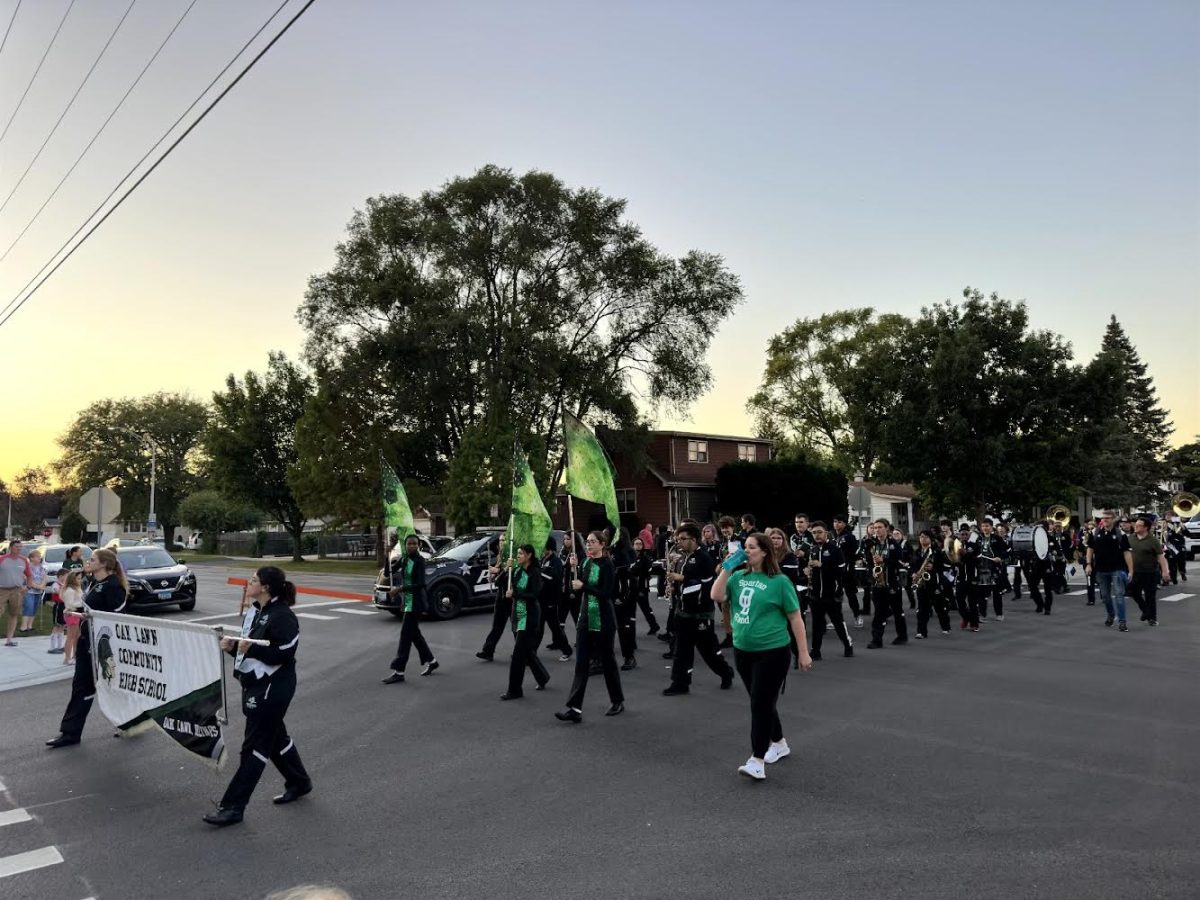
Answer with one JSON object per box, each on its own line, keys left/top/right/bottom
{"left": 1167, "top": 438, "right": 1200, "bottom": 494}
{"left": 750, "top": 308, "right": 911, "bottom": 479}
{"left": 883, "top": 288, "right": 1080, "bottom": 520}
{"left": 54, "top": 393, "right": 207, "bottom": 543}
{"left": 7, "top": 466, "right": 62, "bottom": 537}
{"left": 207, "top": 353, "right": 311, "bottom": 561}
{"left": 1075, "top": 317, "right": 1172, "bottom": 508}
{"left": 297, "top": 165, "right": 742, "bottom": 530}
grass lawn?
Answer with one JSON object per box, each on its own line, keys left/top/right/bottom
{"left": 2, "top": 601, "right": 59, "bottom": 638}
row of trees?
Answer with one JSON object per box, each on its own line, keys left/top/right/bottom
{"left": 34, "top": 166, "right": 744, "bottom": 559}
{"left": 752, "top": 289, "right": 1185, "bottom": 519}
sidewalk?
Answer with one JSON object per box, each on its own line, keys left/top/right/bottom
{"left": 0, "top": 636, "right": 76, "bottom": 693}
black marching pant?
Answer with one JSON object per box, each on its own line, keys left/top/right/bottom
{"left": 1128, "top": 572, "right": 1159, "bottom": 622}
{"left": 538, "top": 596, "right": 573, "bottom": 653}
{"left": 390, "top": 610, "right": 433, "bottom": 672}
{"left": 734, "top": 645, "right": 791, "bottom": 759}
{"left": 916, "top": 585, "right": 951, "bottom": 636}
{"left": 631, "top": 579, "right": 658, "bottom": 631}
{"left": 559, "top": 590, "right": 580, "bottom": 627}
{"left": 1026, "top": 565, "right": 1055, "bottom": 612}
{"left": 810, "top": 596, "right": 852, "bottom": 651}
{"left": 564, "top": 608, "right": 623, "bottom": 711}
{"left": 1052, "top": 560, "right": 1069, "bottom": 593}
{"left": 841, "top": 570, "right": 863, "bottom": 618}
{"left": 955, "top": 581, "right": 977, "bottom": 627}
{"left": 870, "top": 586, "right": 908, "bottom": 642}
{"left": 614, "top": 571, "right": 638, "bottom": 660}
{"left": 1010, "top": 564, "right": 1023, "bottom": 598}
{"left": 59, "top": 633, "right": 97, "bottom": 739}
{"left": 221, "top": 671, "right": 309, "bottom": 812}
{"left": 508, "top": 624, "right": 550, "bottom": 696}
{"left": 670, "top": 616, "right": 732, "bottom": 687}
{"left": 481, "top": 594, "right": 513, "bottom": 657}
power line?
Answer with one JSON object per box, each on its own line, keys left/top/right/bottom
{"left": 0, "top": 0, "right": 23, "bottom": 63}
{"left": 0, "top": 0, "right": 318, "bottom": 331}
{"left": 0, "top": 0, "right": 201, "bottom": 265}
{"left": 0, "top": 0, "right": 78, "bottom": 148}
{"left": 0, "top": 0, "right": 139, "bottom": 216}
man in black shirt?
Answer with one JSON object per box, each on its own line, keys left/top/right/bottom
{"left": 832, "top": 515, "right": 863, "bottom": 625}
{"left": 865, "top": 520, "right": 908, "bottom": 648}
{"left": 1085, "top": 511, "right": 1134, "bottom": 631}
{"left": 662, "top": 524, "right": 734, "bottom": 695}
{"left": 807, "top": 522, "right": 853, "bottom": 659}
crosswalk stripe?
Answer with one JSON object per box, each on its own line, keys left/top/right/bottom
{"left": 334, "top": 607, "right": 378, "bottom": 616}
{"left": 0, "top": 808, "right": 32, "bottom": 827}
{"left": 1065, "top": 589, "right": 1090, "bottom": 596}
{"left": 0, "top": 846, "right": 64, "bottom": 878}
{"left": 1159, "top": 593, "right": 1194, "bottom": 603}
{"left": 295, "top": 613, "right": 338, "bottom": 621}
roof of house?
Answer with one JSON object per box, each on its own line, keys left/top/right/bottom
{"left": 645, "top": 465, "right": 715, "bottom": 489}
{"left": 853, "top": 480, "right": 917, "bottom": 500}
{"left": 652, "top": 430, "right": 774, "bottom": 445}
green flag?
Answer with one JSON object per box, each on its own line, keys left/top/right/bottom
{"left": 381, "top": 455, "right": 415, "bottom": 537}
{"left": 563, "top": 411, "right": 620, "bottom": 530}
{"left": 509, "top": 445, "right": 552, "bottom": 555}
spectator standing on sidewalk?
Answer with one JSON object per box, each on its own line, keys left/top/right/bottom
{"left": 19, "top": 548, "right": 46, "bottom": 635}
{"left": 1, "top": 539, "right": 33, "bottom": 646}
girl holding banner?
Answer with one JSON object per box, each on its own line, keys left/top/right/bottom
{"left": 204, "top": 566, "right": 312, "bottom": 827}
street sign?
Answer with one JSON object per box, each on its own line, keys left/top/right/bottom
{"left": 79, "top": 486, "right": 121, "bottom": 524}
{"left": 848, "top": 485, "right": 871, "bottom": 512}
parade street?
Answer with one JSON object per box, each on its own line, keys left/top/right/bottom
{"left": 2, "top": 563, "right": 1198, "bottom": 900}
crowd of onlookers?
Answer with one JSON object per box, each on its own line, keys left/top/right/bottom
{"left": 0, "top": 538, "right": 89, "bottom": 662}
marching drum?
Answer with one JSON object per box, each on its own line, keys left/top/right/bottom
{"left": 1010, "top": 524, "right": 1050, "bottom": 560}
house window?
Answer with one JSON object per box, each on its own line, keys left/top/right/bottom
{"left": 687, "top": 440, "right": 708, "bottom": 463}
{"left": 737, "top": 443, "right": 756, "bottom": 462}
{"left": 616, "top": 488, "right": 636, "bottom": 513}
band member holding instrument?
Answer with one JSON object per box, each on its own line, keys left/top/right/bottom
{"left": 477, "top": 535, "right": 511, "bottom": 662}
{"left": 1165, "top": 520, "right": 1187, "bottom": 584}
{"left": 45, "top": 548, "right": 128, "bottom": 749}
{"left": 555, "top": 532, "right": 624, "bottom": 722}
{"left": 949, "top": 524, "right": 972, "bottom": 628}
{"left": 806, "top": 522, "right": 853, "bottom": 659}
{"left": 717, "top": 516, "right": 741, "bottom": 647}
{"left": 612, "top": 527, "right": 639, "bottom": 671}
{"left": 382, "top": 535, "right": 438, "bottom": 684}
{"left": 712, "top": 533, "right": 812, "bottom": 781}
{"left": 539, "top": 538, "right": 573, "bottom": 660}
{"left": 831, "top": 515, "right": 863, "bottom": 625}
{"left": 1022, "top": 522, "right": 1056, "bottom": 615}
{"left": 865, "top": 520, "right": 908, "bottom": 648}
{"left": 502, "top": 544, "right": 550, "bottom": 699}
{"left": 768, "top": 528, "right": 803, "bottom": 666}
{"left": 975, "top": 519, "right": 1006, "bottom": 621}
{"left": 630, "top": 536, "right": 660, "bottom": 636}
{"left": 663, "top": 523, "right": 735, "bottom": 695}
{"left": 204, "top": 566, "right": 312, "bottom": 827}
{"left": 911, "top": 530, "right": 951, "bottom": 638}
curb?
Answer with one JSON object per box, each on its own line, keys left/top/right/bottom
{"left": 0, "top": 667, "right": 74, "bottom": 693}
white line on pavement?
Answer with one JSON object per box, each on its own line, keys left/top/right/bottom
{"left": 0, "top": 846, "right": 64, "bottom": 878}
{"left": 0, "top": 808, "right": 32, "bottom": 827}
{"left": 1066, "top": 589, "right": 1090, "bottom": 596}
{"left": 295, "top": 613, "right": 338, "bottom": 621}
{"left": 0, "top": 778, "right": 6, "bottom": 791}
{"left": 333, "top": 607, "right": 378, "bottom": 616}
{"left": 1159, "top": 593, "right": 1194, "bottom": 603}
{"left": 186, "top": 598, "right": 369, "bottom": 623}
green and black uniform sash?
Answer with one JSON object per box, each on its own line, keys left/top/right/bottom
{"left": 583, "top": 559, "right": 602, "bottom": 631}
{"left": 402, "top": 557, "right": 416, "bottom": 612}
{"left": 513, "top": 568, "right": 530, "bottom": 631}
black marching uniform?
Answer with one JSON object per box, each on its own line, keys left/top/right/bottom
{"left": 51, "top": 576, "right": 127, "bottom": 744}
{"left": 911, "top": 544, "right": 951, "bottom": 636}
{"left": 788, "top": 531, "right": 816, "bottom": 614}
{"left": 218, "top": 596, "right": 311, "bottom": 815}
{"left": 538, "top": 552, "right": 573, "bottom": 657}
{"left": 612, "top": 539, "right": 639, "bottom": 666}
{"left": 778, "top": 551, "right": 804, "bottom": 663}
{"left": 1165, "top": 526, "right": 1187, "bottom": 584}
{"left": 388, "top": 553, "right": 435, "bottom": 676}
{"left": 562, "top": 556, "right": 624, "bottom": 716}
{"left": 979, "top": 534, "right": 1007, "bottom": 618}
{"left": 866, "top": 536, "right": 908, "bottom": 646}
{"left": 479, "top": 564, "right": 511, "bottom": 661}
{"left": 1023, "top": 539, "right": 1056, "bottom": 614}
{"left": 832, "top": 526, "right": 863, "bottom": 619}
{"left": 505, "top": 564, "right": 549, "bottom": 698}
{"left": 809, "top": 541, "right": 853, "bottom": 658}
{"left": 630, "top": 548, "right": 659, "bottom": 634}
{"left": 665, "top": 547, "right": 734, "bottom": 692}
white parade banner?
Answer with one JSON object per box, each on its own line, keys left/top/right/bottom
{"left": 88, "top": 609, "right": 227, "bottom": 766}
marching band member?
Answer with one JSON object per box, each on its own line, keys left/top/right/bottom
{"left": 555, "top": 532, "right": 624, "bottom": 722}
{"left": 612, "top": 527, "right": 639, "bottom": 671}
{"left": 911, "top": 530, "right": 951, "bottom": 638}
{"left": 45, "top": 548, "right": 128, "bottom": 749}
{"left": 502, "top": 544, "right": 550, "bottom": 699}
{"left": 768, "top": 528, "right": 803, "bottom": 667}
{"left": 539, "top": 538, "right": 573, "bottom": 660}
{"left": 205, "top": 566, "right": 312, "bottom": 827}
{"left": 662, "top": 523, "right": 734, "bottom": 695}
{"left": 382, "top": 535, "right": 438, "bottom": 683}
{"left": 865, "top": 520, "right": 909, "bottom": 648}
{"left": 831, "top": 515, "right": 863, "bottom": 625}
{"left": 630, "top": 536, "right": 660, "bottom": 636}
{"left": 806, "top": 522, "right": 853, "bottom": 659}
{"left": 975, "top": 519, "right": 1005, "bottom": 621}
{"left": 1022, "top": 522, "right": 1056, "bottom": 615}
{"left": 477, "top": 536, "right": 512, "bottom": 662}
{"left": 711, "top": 533, "right": 812, "bottom": 781}
{"left": 951, "top": 524, "right": 975, "bottom": 629}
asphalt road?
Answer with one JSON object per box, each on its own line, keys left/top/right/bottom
{"left": 1, "top": 563, "right": 1198, "bottom": 899}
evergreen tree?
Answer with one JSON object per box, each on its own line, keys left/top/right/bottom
{"left": 1077, "top": 316, "right": 1172, "bottom": 507}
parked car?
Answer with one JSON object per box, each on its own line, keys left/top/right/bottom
{"left": 36, "top": 544, "right": 95, "bottom": 592}
{"left": 1183, "top": 513, "right": 1200, "bottom": 558}
{"left": 373, "top": 529, "right": 583, "bottom": 620}
{"left": 117, "top": 546, "right": 197, "bottom": 613}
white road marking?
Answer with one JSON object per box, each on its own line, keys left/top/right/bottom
{"left": 0, "top": 846, "right": 64, "bottom": 878}
{"left": 1065, "top": 589, "right": 1090, "bottom": 596}
{"left": 1159, "top": 593, "right": 1194, "bottom": 603}
{"left": 0, "top": 808, "right": 32, "bottom": 827}
{"left": 333, "top": 607, "right": 378, "bottom": 615}
{"left": 0, "top": 778, "right": 6, "bottom": 791}
{"left": 186, "top": 598, "right": 370, "bottom": 623}
{"left": 295, "top": 613, "right": 338, "bottom": 621}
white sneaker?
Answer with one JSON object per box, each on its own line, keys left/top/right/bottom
{"left": 996, "top": 615, "right": 1005, "bottom": 621}
{"left": 854, "top": 617, "right": 863, "bottom": 628}
{"left": 764, "top": 740, "right": 790, "bottom": 764}
{"left": 826, "top": 623, "right": 832, "bottom": 630}
{"left": 738, "top": 757, "right": 766, "bottom": 780}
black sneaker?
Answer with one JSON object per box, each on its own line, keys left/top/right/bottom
{"left": 719, "top": 635, "right": 733, "bottom": 649}
{"left": 844, "top": 645, "right": 854, "bottom": 658}
{"left": 381, "top": 672, "right": 404, "bottom": 684}
{"left": 620, "top": 657, "right": 636, "bottom": 671}
{"left": 662, "top": 684, "right": 689, "bottom": 696}
{"left": 1104, "top": 618, "right": 1114, "bottom": 627}
{"left": 720, "top": 672, "right": 734, "bottom": 689}
{"left": 1148, "top": 619, "right": 1158, "bottom": 626}
{"left": 662, "top": 650, "right": 675, "bottom": 660}
{"left": 891, "top": 637, "right": 908, "bottom": 645}
{"left": 475, "top": 651, "right": 493, "bottom": 661}
{"left": 1118, "top": 622, "right": 1128, "bottom": 632}
{"left": 420, "top": 660, "right": 439, "bottom": 676}
{"left": 554, "top": 708, "right": 582, "bottom": 723}
{"left": 810, "top": 649, "right": 822, "bottom": 660}
{"left": 867, "top": 640, "right": 883, "bottom": 649}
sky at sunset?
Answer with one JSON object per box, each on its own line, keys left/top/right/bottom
{"left": 0, "top": 0, "right": 1196, "bottom": 484}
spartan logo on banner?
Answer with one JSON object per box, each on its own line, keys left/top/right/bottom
{"left": 89, "top": 610, "right": 226, "bottom": 766}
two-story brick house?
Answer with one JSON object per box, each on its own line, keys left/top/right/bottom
{"left": 554, "top": 430, "right": 774, "bottom": 532}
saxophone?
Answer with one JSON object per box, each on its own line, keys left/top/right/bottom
{"left": 871, "top": 540, "right": 886, "bottom": 587}
{"left": 914, "top": 548, "right": 934, "bottom": 584}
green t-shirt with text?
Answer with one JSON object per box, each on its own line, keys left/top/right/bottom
{"left": 728, "top": 570, "right": 799, "bottom": 652}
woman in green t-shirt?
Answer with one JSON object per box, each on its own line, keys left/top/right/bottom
{"left": 712, "top": 532, "right": 812, "bottom": 781}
